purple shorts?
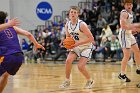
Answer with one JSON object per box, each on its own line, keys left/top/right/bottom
{"left": 0, "top": 52, "right": 24, "bottom": 76}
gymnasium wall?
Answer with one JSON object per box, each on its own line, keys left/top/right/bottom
{"left": 0, "top": 0, "right": 84, "bottom": 30}
{"left": 0, "top": 0, "right": 10, "bottom": 18}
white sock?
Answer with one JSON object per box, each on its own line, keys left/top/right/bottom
{"left": 121, "top": 72, "right": 125, "bottom": 75}
{"left": 65, "top": 78, "right": 70, "bottom": 81}
{"left": 87, "top": 78, "right": 93, "bottom": 81}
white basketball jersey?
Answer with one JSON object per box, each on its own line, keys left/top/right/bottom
{"left": 118, "top": 9, "right": 136, "bottom": 48}
{"left": 120, "top": 9, "right": 134, "bottom": 34}
{"left": 67, "top": 19, "right": 91, "bottom": 48}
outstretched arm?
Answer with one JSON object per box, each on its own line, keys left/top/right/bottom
{"left": 133, "top": 23, "right": 140, "bottom": 28}
{"left": 14, "top": 26, "right": 45, "bottom": 51}
{"left": 0, "top": 18, "right": 20, "bottom": 31}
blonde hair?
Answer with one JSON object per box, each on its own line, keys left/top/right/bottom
{"left": 69, "top": 6, "right": 80, "bottom": 14}
{"left": 124, "top": 0, "right": 133, "bottom": 4}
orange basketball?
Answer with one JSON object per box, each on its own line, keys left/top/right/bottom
{"left": 63, "top": 37, "right": 75, "bottom": 49}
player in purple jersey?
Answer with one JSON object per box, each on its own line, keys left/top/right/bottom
{"left": 0, "top": 11, "right": 45, "bottom": 93}
{"left": 0, "top": 18, "right": 20, "bottom": 31}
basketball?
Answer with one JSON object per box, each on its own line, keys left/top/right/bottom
{"left": 63, "top": 37, "right": 75, "bottom": 49}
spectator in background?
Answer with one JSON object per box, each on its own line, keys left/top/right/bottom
{"left": 21, "top": 38, "right": 29, "bottom": 62}
{"left": 99, "top": 24, "right": 112, "bottom": 41}
{"left": 117, "top": 2, "right": 125, "bottom": 12}
{"left": 49, "top": 29, "right": 59, "bottom": 54}
{"left": 21, "top": 38, "right": 29, "bottom": 51}
{"left": 96, "top": 15, "right": 107, "bottom": 35}
{"left": 94, "top": 37, "right": 110, "bottom": 62}
{"left": 136, "top": 7, "right": 140, "bottom": 22}
{"left": 41, "top": 28, "right": 51, "bottom": 39}
{"left": 113, "top": 24, "right": 120, "bottom": 35}
{"left": 109, "top": 35, "right": 122, "bottom": 62}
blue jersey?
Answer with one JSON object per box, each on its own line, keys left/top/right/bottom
{"left": 0, "top": 21, "right": 22, "bottom": 56}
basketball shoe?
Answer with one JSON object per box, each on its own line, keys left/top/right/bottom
{"left": 118, "top": 73, "right": 131, "bottom": 82}
{"left": 136, "top": 69, "right": 140, "bottom": 74}
{"left": 136, "top": 83, "right": 140, "bottom": 88}
{"left": 84, "top": 80, "right": 94, "bottom": 89}
{"left": 59, "top": 80, "right": 70, "bottom": 88}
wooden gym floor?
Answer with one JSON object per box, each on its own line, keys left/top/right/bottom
{"left": 3, "top": 61, "right": 140, "bottom": 93}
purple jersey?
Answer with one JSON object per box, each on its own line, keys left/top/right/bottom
{"left": 0, "top": 22, "right": 22, "bottom": 56}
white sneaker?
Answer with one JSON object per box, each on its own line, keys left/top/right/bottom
{"left": 84, "top": 80, "right": 94, "bottom": 89}
{"left": 59, "top": 80, "right": 70, "bottom": 88}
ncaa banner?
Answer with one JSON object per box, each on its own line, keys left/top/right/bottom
{"left": 36, "top": 1, "right": 53, "bottom": 21}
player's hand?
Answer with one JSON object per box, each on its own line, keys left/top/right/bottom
{"left": 70, "top": 42, "right": 80, "bottom": 49}
{"left": 132, "top": 30, "right": 138, "bottom": 35}
{"left": 131, "top": 27, "right": 138, "bottom": 31}
{"left": 9, "top": 18, "right": 20, "bottom": 27}
{"left": 34, "top": 43, "right": 45, "bottom": 51}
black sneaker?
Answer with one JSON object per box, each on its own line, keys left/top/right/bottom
{"left": 118, "top": 73, "right": 131, "bottom": 82}
{"left": 136, "top": 83, "right": 140, "bottom": 88}
{"left": 136, "top": 69, "right": 140, "bottom": 74}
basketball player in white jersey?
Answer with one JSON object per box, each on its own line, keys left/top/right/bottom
{"left": 59, "top": 6, "right": 96, "bottom": 89}
{"left": 118, "top": 0, "right": 140, "bottom": 82}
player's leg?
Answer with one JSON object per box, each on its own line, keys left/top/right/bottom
{"left": 0, "top": 53, "right": 24, "bottom": 92}
{"left": 131, "top": 44, "right": 140, "bottom": 74}
{"left": 0, "top": 72, "right": 9, "bottom": 93}
{"left": 118, "top": 48, "right": 131, "bottom": 82}
{"left": 0, "top": 56, "right": 10, "bottom": 93}
{"left": 78, "top": 57, "right": 94, "bottom": 88}
{"left": 65, "top": 52, "right": 77, "bottom": 79}
{"left": 59, "top": 52, "right": 77, "bottom": 88}
{"left": 78, "top": 57, "right": 90, "bottom": 80}
{"left": 130, "top": 35, "right": 140, "bottom": 74}
{"left": 78, "top": 47, "right": 94, "bottom": 88}
{"left": 118, "top": 33, "right": 132, "bottom": 82}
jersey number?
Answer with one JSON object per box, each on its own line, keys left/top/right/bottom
{"left": 4, "top": 29, "right": 13, "bottom": 38}
{"left": 74, "top": 35, "right": 79, "bottom": 40}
